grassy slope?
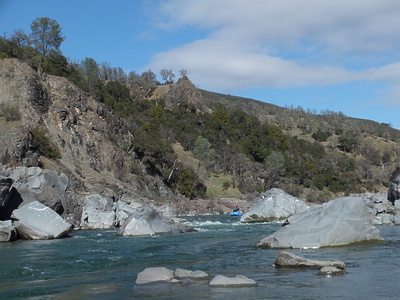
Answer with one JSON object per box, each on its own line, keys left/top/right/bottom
{"left": 172, "top": 143, "right": 243, "bottom": 199}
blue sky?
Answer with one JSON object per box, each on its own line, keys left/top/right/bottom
{"left": 1, "top": 0, "right": 400, "bottom": 129}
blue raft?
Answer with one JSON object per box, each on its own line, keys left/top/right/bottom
{"left": 228, "top": 211, "right": 243, "bottom": 216}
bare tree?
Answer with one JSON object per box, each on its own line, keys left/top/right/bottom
{"left": 179, "top": 69, "right": 188, "bottom": 78}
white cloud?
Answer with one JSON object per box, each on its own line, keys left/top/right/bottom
{"left": 147, "top": 0, "right": 400, "bottom": 95}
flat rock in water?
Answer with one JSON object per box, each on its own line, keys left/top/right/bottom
{"left": 209, "top": 275, "right": 258, "bottom": 287}
{"left": 136, "top": 267, "right": 175, "bottom": 284}
{"left": 241, "top": 188, "right": 308, "bottom": 223}
{"left": 273, "top": 252, "right": 346, "bottom": 269}
{"left": 255, "top": 196, "right": 382, "bottom": 249}
{"left": 11, "top": 201, "right": 72, "bottom": 239}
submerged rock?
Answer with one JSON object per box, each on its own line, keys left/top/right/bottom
{"left": 273, "top": 252, "right": 346, "bottom": 269}
{"left": 317, "top": 266, "right": 346, "bottom": 276}
{"left": 255, "top": 196, "right": 382, "bottom": 249}
{"left": 240, "top": 188, "right": 308, "bottom": 223}
{"left": 11, "top": 201, "right": 72, "bottom": 239}
{"left": 209, "top": 275, "right": 258, "bottom": 287}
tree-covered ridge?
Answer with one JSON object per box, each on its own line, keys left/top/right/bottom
{"left": 1, "top": 18, "right": 399, "bottom": 202}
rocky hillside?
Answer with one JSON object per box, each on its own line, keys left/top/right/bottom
{"left": 1, "top": 57, "right": 400, "bottom": 224}
{"left": 0, "top": 58, "right": 206, "bottom": 218}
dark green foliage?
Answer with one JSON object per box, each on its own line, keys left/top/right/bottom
{"left": 222, "top": 181, "right": 230, "bottom": 190}
{"left": 31, "top": 127, "right": 62, "bottom": 159}
{"left": 30, "top": 17, "right": 65, "bottom": 55}
{"left": 312, "top": 130, "right": 331, "bottom": 142}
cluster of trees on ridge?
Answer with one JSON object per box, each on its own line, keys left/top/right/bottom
{"left": 1, "top": 17, "right": 399, "bottom": 202}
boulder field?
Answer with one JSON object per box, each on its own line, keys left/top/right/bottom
{"left": 0, "top": 166, "right": 194, "bottom": 241}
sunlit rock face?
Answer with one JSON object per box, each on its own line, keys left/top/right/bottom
{"left": 240, "top": 188, "right": 308, "bottom": 223}
{"left": 11, "top": 201, "right": 72, "bottom": 240}
{"left": 255, "top": 196, "right": 382, "bottom": 249}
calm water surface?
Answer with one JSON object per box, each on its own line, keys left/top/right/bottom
{"left": 0, "top": 215, "right": 399, "bottom": 299}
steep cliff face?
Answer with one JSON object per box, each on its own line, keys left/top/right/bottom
{"left": 0, "top": 59, "right": 188, "bottom": 214}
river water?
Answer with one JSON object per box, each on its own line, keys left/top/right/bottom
{"left": 0, "top": 215, "right": 399, "bottom": 299}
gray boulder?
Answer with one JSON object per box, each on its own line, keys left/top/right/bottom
{"left": 117, "top": 207, "right": 194, "bottom": 236}
{"left": 255, "top": 196, "right": 382, "bottom": 249}
{"left": 240, "top": 188, "right": 308, "bottom": 223}
{"left": 0, "top": 220, "right": 17, "bottom": 242}
{"left": 136, "top": 267, "right": 175, "bottom": 284}
{"left": 209, "top": 275, "right": 258, "bottom": 287}
{"left": 273, "top": 252, "right": 346, "bottom": 269}
{"left": 1, "top": 166, "right": 69, "bottom": 214}
{"left": 11, "top": 201, "right": 73, "bottom": 239}
{"left": 80, "top": 194, "right": 115, "bottom": 229}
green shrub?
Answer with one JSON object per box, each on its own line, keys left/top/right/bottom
{"left": 222, "top": 181, "right": 230, "bottom": 190}
{"left": 0, "top": 104, "right": 21, "bottom": 121}
{"left": 31, "top": 127, "right": 62, "bottom": 159}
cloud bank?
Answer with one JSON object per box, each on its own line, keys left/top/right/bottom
{"left": 145, "top": 0, "right": 400, "bottom": 100}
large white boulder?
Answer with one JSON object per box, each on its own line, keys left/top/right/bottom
{"left": 240, "top": 188, "right": 308, "bottom": 223}
{"left": 11, "top": 201, "right": 72, "bottom": 240}
{"left": 255, "top": 196, "right": 382, "bottom": 249}
{"left": 117, "top": 207, "right": 194, "bottom": 236}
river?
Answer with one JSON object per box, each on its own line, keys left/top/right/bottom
{"left": 0, "top": 215, "right": 399, "bottom": 299}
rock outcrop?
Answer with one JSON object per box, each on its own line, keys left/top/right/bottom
{"left": 240, "top": 188, "right": 308, "bottom": 223}
{"left": 255, "top": 196, "right": 382, "bottom": 249}
{"left": 2, "top": 166, "right": 69, "bottom": 214}
{"left": 11, "top": 201, "right": 73, "bottom": 239}
{"left": 0, "top": 58, "right": 187, "bottom": 220}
